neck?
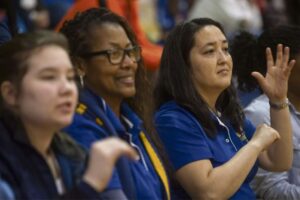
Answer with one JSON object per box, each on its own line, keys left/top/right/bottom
{"left": 22, "top": 120, "right": 56, "bottom": 157}
{"left": 288, "top": 91, "right": 300, "bottom": 111}
{"left": 197, "top": 88, "right": 220, "bottom": 112}
{"left": 106, "top": 98, "right": 122, "bottom": 117}
{"left": 86, "top": 83, "right": 122, "bottom": 117}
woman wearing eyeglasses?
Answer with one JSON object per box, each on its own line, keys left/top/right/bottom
{"left": 60, "top": 8, "right": 170, "bottom": 200}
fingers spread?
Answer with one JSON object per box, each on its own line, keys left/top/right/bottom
{"left": 266, "top": 47, "right": 274, "bottom": 68}
{"left": 251, "top": 71, "right": 265, "bottom": 88}
{"left": 275, "top": 44, "right": 283, "bottom": 67}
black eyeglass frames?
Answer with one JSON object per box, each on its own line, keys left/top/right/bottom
{"left": 81, "top": 46, "right": 142, "bottom": 65}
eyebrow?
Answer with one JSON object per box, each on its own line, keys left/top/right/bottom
{"left": 38, "top": 67, "right": 73, "bottom": 73}
{"left": 108, "top": 42, "right": 133, "bottom": 48}
{"left": 202, "top": 40, "right": 228, "bottom": 48}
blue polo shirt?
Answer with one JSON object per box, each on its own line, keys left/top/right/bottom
{"left": 64, "top": 88, "right": 165, "bottom": 199}
{"left": 155, "top": 101, "right": 258, "bottom": 200}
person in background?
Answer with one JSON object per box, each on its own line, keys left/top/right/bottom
{"left": 187, "top": 0, "right": 263, "bottom": 38}
{"left": 231, "top": 25, "right": 300, "bottom": 199}
{"left": 0, "top": 30, "right": 138, "bottom": 199}
{"left": 154, "top": 18, "right": 294, "bottom": 199}
{"left": 61, "top": 8, "right": 170, "bottom": 200}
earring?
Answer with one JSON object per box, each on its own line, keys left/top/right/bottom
{"left": 79, "top": 75, "right": 84, "bottom": 88}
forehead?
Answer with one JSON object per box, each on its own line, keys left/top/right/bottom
{"left": 26, "top": 45, "right": 72, "bottom": 72}
{"left": 194, "top": 25, "right": 227, "bottom": 47}
{"left": 88, "top": 23, "right": 131, "bottom": 50}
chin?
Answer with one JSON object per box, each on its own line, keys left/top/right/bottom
{"left": 55, "top": 117, "right": 73, "bottom": 129}
{"left": 121, "top": 89, "right": 136, "bottom": 98}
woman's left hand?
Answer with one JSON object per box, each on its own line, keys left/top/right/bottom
{"left": 251, "top": 44, "right": 295, "bottom": 103}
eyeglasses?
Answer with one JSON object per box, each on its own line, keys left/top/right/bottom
{"left": 81, "top": 46, "right": 142, "bottom": 65}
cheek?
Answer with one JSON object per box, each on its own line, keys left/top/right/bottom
{"left": 20, "top": 89, "right": 51, "bottom": 109}
{"left": 87, "top": 65, "right": 111, "bottom": 83}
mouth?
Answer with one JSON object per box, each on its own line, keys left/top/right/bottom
{"left": 217, "top": 68, "right": 230, "bottom": 75}
{"left": 116, "top": 75, "right": 135, "bottom": 85}
{"left": 57, "top": 101, "right": 74, "bottom": 114}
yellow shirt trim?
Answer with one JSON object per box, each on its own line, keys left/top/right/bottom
{"left": 139, "top": 132, "right": 170, "bottom": 200}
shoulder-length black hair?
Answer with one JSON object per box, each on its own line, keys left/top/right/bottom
{"left": 154, "top": 18, "right": 244, "bottom": 137}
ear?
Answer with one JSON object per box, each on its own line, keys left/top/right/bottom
{"left": 1, "top": 81, "right": 17, "bottom": 106}
{"left": 73, "top": 57, "right": 87, "bottom": 77}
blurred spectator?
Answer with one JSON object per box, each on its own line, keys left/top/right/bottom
{"left": 285, "top": 0, "right": 300, "bottom": 26}
{"left": 0, "top": 0, "right": 17, "bottom": 44}
{"left": 188, "top": 0, "right": 263, "bottom": 37}
{"left": 42, "top": 0, "right": 74, "bottom": 29}
{"left": 17, "top": 0, "right": 50, "bottom": 31}
{"left": 139, "top": 0, "right": 162, "bottom": 44}
{"left": 260, "top": 0, "right": 289, "bottom": 29}
{"left": 157, "top": 0, "right": 194, "bottom": 43}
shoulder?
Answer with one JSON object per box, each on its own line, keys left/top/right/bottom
{"left": 155, "top": 101, "right": 199, "bottom": 129}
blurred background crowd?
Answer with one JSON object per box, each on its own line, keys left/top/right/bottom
{"left": 1, "top": 0, "right": 300, "bottom": 48}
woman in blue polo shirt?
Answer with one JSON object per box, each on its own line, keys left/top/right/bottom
{"left": 154, "top": 18, "right": 294, "bottom": 199}
{"left": 60, "top": 8, "right": 170, "bottom": 200}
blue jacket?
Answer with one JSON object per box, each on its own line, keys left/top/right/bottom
{"left": 64, "top": 87, "right": 170, "bottom": 200}
{"left": 0, "top": 114, "right": 101, "bottom": 199}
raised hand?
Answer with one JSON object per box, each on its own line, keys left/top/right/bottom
{"left": 251, "top": 44, "right": 295, "bottom": 103}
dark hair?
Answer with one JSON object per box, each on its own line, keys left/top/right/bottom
{"left": 154, "top": 18, "right": 244, "bottom": 137}
{"left": 60, "top": 7, "right": 171, "bottom": 186}
{"left": 60, "top": 8, "right": 153, "bottom": 129}
{"left": 0, "top": 30, "right": 69, "bottom": 112}
{"left": 232, "top": 25, "right": 300, "bottom": 92}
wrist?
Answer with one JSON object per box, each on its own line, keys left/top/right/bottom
{"left": 83, "top": 173, "right": 105, "bottom": 192}
{"left": 269, "top": 98, "right": 289, "bottom": 110}
{"left": 248, "top": 140, "right": 264, "bottom": 153}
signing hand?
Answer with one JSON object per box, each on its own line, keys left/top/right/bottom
{"left": 251, "top": 44, "right": 295, "bottom": 103}
{"left": 83, "top": 137, "right": 139, "bottom": 192}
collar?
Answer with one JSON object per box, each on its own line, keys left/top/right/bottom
{"left": 80, "top": 87, "right": 143, "bottom": 135}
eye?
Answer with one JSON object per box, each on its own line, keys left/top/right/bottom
{"left": 67, "top": 74, "right": 75, "bottom": 81}
{"left": 204, "top": 49, "right": 215, "bottom": 55}
{"left": 109, "top": 49, "right": 123, "bottom": 60}
{"left": 128, "top": 47, "right": 140, "bottom": 57}
{"left": 223, "top": 47, "right": 229, "bottom": 53}
{"left": 40, "top": 74, "right": 57, "bottom": 80}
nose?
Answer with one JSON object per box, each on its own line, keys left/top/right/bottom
{"left": 217, "top": 50, "right": 227, "bottom": 64}
{"left": 121, "top": 52, "right": 136, "bottom": 69}
{"left": 59, "top": 76, "right": 77, "bottom": 96}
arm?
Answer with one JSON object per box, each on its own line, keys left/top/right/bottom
{"left": 155, "top": 108, "right": 278, "bottom": 199}
{"left": 176, "top": 124, "right": 279, "bottom": 200}
{"left": 176, "top": 141, "right": 260, "bottom": 199}
{"left": 252, "top": 44, "right": 295, "bottom": 171}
